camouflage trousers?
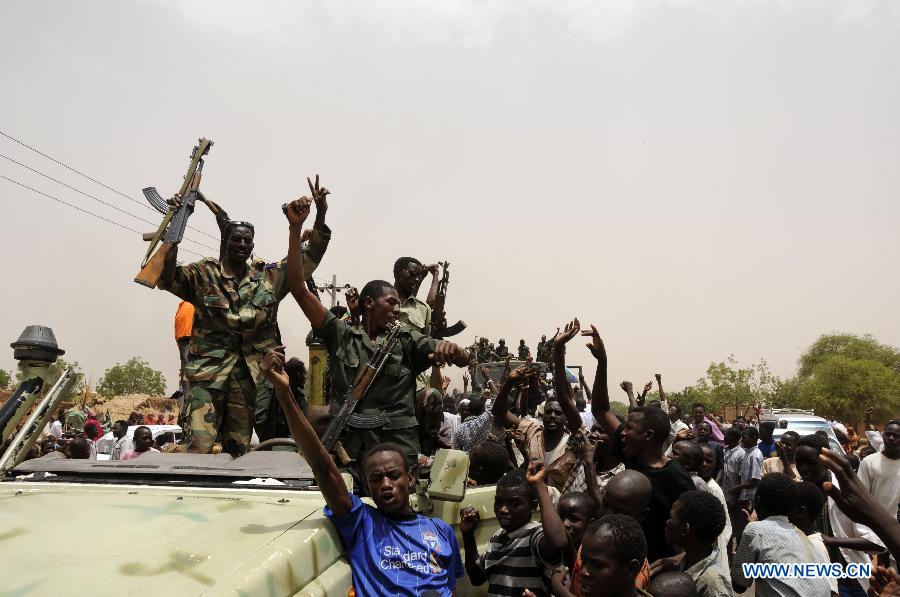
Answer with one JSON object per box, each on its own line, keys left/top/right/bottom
{"left": 185, "top": 361, "right": 254, "bottom": 457}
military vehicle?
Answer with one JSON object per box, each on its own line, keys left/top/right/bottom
{"left": 0, "top": 326, "right": 501, "bottom": 596}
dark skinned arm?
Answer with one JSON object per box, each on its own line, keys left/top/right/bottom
{"left": 260, "top": 350, "right": 351, "bottom": 516}
{"left": 530, "top": 462, "right": 567, "bottom": 562}
{"left": 425, "top": 263, "right": 440, "bottom": 308}
{"left": 620, "top": 381, "right": 637, "bottom": 412}
{"left": 553, "top": 319, "right": 585, "bottom": 433}
{"left": 492, "top": 371, "right": 523, "bottom": 429}
{"left": 459, "top": 507, "right": 488, "bottom": 586}
{"left": 582, "top": 432, "right": 604, "bottom": 514}
{"left": 655, "top": 373, "right": 667, "bottom": 409}
{"left": 285, "top": 198, "right": 327, "bottom": 329}
{"left": 584, "top": 325, "right": 620, "bottom": 436}
{"left": 821, "top": 536, "right": 883, "bottom": 551}
{"left": 820, "top": 448, "right": 899, "bottom": 561}
{"left": 550, "top": 568, "right": 577, "bottom": 597}
{"left": 579, "top": 372, "right": 592, "bottom": 403}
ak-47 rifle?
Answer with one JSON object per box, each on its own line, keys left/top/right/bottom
{"left": 430, "top": 261, "right": 467, "bottom": 339}
{"left": 134, "top": 138, "right": 214, "bottom": 288}
{"left": 320, "top": 321, "right": 404, "bottom": 452}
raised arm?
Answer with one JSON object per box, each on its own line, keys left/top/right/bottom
{"left": 492, "top": 368, "right": 527, "bottom": 429}
{"left": 583, "top": 325, "right": 620, "bottom": 436}
{"left": 620, "top": 381, "right": 637, "bottom": 412}
{"left": 285, "top": 197, "right": 328, "bottom": 329}
{"left": 529, "top": 462, "right": 568, "bottom": 561}
{"left": 424, "top": 263, "right": 441, "bottom": 308}
{"left": 553, "top": 319, "right": 586, "bottom": 433}
{"left": 821, "top": 448, "right": 899, "bottom": 561}
{"left": 260, "top": 349, "right": 351, "bottom": 516}
{"left": 655, "top": 373, "right": 667, "bottom": 410}
{"left": 579, "top": 371, "right": 592, "bottom": 403}
{"left": 638, "top": 382, "right": 652, "bottom": 409}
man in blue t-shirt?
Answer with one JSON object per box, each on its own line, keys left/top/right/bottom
{"left": 260, "top": 349, "right": 464, "bottom": 596}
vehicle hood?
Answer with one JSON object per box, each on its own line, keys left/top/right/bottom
{"left": 0, "top": 482, "right": 343, "bottom": 596}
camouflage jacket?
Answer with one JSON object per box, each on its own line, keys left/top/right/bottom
{"left": 159, "top": 227, "right": 330, "bottom": 389}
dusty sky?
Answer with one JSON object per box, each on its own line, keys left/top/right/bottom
{"left": 2, "top": 1, "right": 899, "bottom": 401}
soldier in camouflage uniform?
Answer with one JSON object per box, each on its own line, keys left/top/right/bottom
{"left": 495, "top": 338, "right": 509, "bottom": 358}
{"left": 282, "top": 198, "right": 469, "bottom": 476}
{"left": 475, "top": 337, "right": 492, "bottom": 364}
{"left": 536, "top": 334, "right": 549, "bottom": 363}
{"left": 159, "top": 186, "right": 331, "bottom": 456}
{"left": 518, "top": 339, "right": 530, "bottom": 359}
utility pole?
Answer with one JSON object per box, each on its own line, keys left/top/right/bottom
{"left": 314, "top": 274, "right": 351, "bottom": 308}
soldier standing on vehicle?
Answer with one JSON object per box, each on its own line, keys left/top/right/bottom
{"left": 393, "top": 257, "right": 439, "bottom": 336}
{"left": 518, "top": 339, "right": 530, "bottom": 360}
{"left": 495, "top": 338, "right": 509, "bottom": 358}
{"left": 282, "top": 198, "right": 469, "bottom": 470}
{"left": 158, "top": 177, "right": 332, "bottom": 456}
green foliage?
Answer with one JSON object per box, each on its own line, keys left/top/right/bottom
{"left": 0, "top": 369, "right": 10, "bottom": 389}
{"left": 609, "top": 401, "right": 629, "bottom": 417}
{"left": 15, "top": 358, "right": 85, "bottom": 396}
{"left": 791, "top": 334, "right": 900, "bottom": 421}
{"left": 677, "top": 356, "right": 781, "bottom": 414}
{"left": 96, "top": 357, "right": 166, "bottom": 398}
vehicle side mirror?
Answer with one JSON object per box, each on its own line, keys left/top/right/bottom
{"left": 427, "top": 449, "right": 469, "bottom": 502}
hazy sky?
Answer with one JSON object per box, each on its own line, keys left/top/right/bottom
{"left": 2, "top": 1, "right": 899, "bottom": 401}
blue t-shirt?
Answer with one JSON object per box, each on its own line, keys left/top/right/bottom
{"left": 325, "top": 493, "right": 464, "bottom": 596}
{"left": 757, "top": 440, "right": 777, "bottom": 459}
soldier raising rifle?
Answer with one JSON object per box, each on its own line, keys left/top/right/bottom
{"left": 283, "top": 198, "right": 469, "bottom": 476}
{"left": 157, "top": 176, "right": 332, "bottom": 456}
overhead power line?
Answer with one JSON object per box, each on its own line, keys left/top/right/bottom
{"left": 0, "top": 174, "right": 205, "bottom": 259}
{"left": 0, "top": 130, "right": 219, "bottom": 241}
{"left": 0, "top": 153, "right": 217, "bottom": 253}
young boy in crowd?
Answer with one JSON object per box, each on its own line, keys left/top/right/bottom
{"left": 121, "top": 426, "right": 160, "bottom": 460}
{"left": 261, "top": 350, "right": 464, "bottom": 596}
{"left": 559, "top": 469, "right": 653, "bottom": 596}
{"left": 672, "top": 440, "right": 712, "bottom": 492}
{"left": 579, "top": 514, "right": 652, "bottom": 597}
{"left": 729, "top": 426, "right": 763, "bottom": 537}
{"left": 699, "top": 444, "right": 732, "bottom": 576}
{"left": 664, "top": 490, "right": 733, "bottom": 597}
{"left": 788, "top": 481, "right": 838, "bottom": 596}
{"left": 550, "top": 491, "right": 600, "bottom": 596}
{"left": 731, "top": 472, "right": 831, "bottom": 596}
{"left": 646, "top": 571, "right": 698, "bottom": 597}
{"left": 460, "top": 463, "right": 567, "bottom": 596}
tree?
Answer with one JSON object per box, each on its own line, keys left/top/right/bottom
{"left": 0, "top": 369, "right": 10, "bottom": 390}
{"left": 687, "top": 356, "right": 781, "bottom": 414}
{"left": 96, "top": 357, "right": 166, "bottom": 398}
{"left": 15, "top": 358, "right": 85, "bottom": 397}
{"left": 791, "top": 334, "right": 900, "bottom": 422}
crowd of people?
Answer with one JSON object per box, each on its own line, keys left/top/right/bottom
{"left": 9, "top": 177, "right": 898, "bottom": 596}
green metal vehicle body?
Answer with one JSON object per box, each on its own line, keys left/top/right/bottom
{"left": 0, "top": 451, "right": 500, "bottom": 596}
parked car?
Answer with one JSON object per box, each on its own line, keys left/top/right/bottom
{"left": 763, "top": 409, "right": 845, "bottom": 454}
{"left": 94, "top": 424, "right": 183, "bottom": 460}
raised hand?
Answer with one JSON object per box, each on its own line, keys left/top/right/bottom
{"left": 820, "top": 448, "right": 884, "bottom": 528}
{"left": 655, "top": 373, "right": 662, "bottom": 383}
{"left": 260, "top": 348, "right": 289, "bottom": 388}
{"left": 307, "top": 174, "right": 330, "bottom": 210}
{"left": 459, "top": 506, "right": 481, "bottom": 534}
{"left": 620, "top": 381, "right": 633, "bottom": 394}
{"left": 580, "top": 324, "right": 606, "bottom": 362}
{"left": 285, "top": 196, "right": 313, "bottom": 226}
{"left": 643, "top": 381, "right": 653, "bottom": 394}
{"left": 525, "top": 461, "right": 547, "bottom": 485}
{"left": 554, "top": 318, "right": 581, "bottom": 346}
{"left": 425, "top": 263, "right": 440, "bottom": 276}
